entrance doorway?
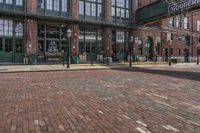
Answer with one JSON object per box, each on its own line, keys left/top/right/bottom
{"left": 184, "top": 49, "right": 189, "bottom": 62}
{"left": 145, "top": 36, "right": 154, "bottom": 61}
{"left": 112, "top": 43, "right": 126, "bottom": 62}
{"left": 0, "top": 38, "right": 23, "bottom": 63}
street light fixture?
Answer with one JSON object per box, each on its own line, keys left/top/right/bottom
{"left": 167, "top": 39, "right": 172, "bottom": 66}
{"left": 129, "top": 36, "right": 134, "bottom": 67}
{"left": 67, "top": 29, "right": 72, "bottom": 68}
{"left": 196, "top": 42, "right": 200, "bottom": 65}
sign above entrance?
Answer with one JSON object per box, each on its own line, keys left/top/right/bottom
{"left": 168, "top": 0, "right": 200, "bottom": 13}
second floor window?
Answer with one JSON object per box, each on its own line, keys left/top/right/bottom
{"left": 6, "top": 0, "right": 12, "bottom": 4}
{"left": 0, "top": 0, "right": 23, "bottom": 5}
{"left": 79, "top": 0, "right": 102, "bottom": 17}
{"left": 176, "top": 16, "right": 181, "bottom": 28}
{"left": 38, "top": 0, "right": 67, "bottom": 12}
{"left": 168, "top": 18, "right": 174, "bottom": 27}
{"left": 183, "top": 17, "right": 189, "bottom": 29}
{"left": 197, "top": 20, "right": 200, "bottom": 31}
{"left": 112, "top": 0, "right": 130, "bottom": 20}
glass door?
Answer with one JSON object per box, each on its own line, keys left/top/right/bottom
{"left": 14, "top": 39, "right": 23, "bottom": 63}
{"left": 4, "top": 39, "right": 13, "bottom": 63}
{"left": 86, "top": 42, "right": 97, "bottom": 61}
{"left": 0, "top": 38, "right": 4, "bottom": 62}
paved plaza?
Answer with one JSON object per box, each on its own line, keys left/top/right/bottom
{"left": 0, "top": 66, "right": 200, "bottom": 133}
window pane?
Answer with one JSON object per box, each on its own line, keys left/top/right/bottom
{"left": 0, "top": 19, "right": 3, "bottom": 36}
{"left": 16, "top": 0, "right": 23, "bottom": 6}
{"left": 62, "top": 0, "right": 67, "bottom": 12}
{"left": 6, "top": 0, "right": 12, "bottom": 4}
{"left": 91, "top": 3, "right": 96, "bottom": 16}
{"left": 97, "top": 4, "right": 102, "bottom": 17}
{"left": 79, "top": 1, "right": 84, "bottom": 15}
{"left": 86, "top": 2, "right": 91, "bottom": 16}
{"left": 38, "top": 0, "right": 45, "bottom": 9}
{"left": 0, "top": 39, "right": 2, "bottom": 51}
{"left": 5, "top": 39, "right": 12, "bottom": 53}
{"left": 47, "top": 0, "right": 53, "bottom": 10}
{"left": 16, "top": 40, "right": 23, "bottom": 53}
{"left": 15, "top": 22, "right": 23, "bottom": 37}
{"left": 54, "top": 0, "right": 60, "bottom": 11}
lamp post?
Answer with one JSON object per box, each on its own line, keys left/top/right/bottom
{"left": 167, "top": 39, "right": 172, "bottom": 66}
{"left": 196, "top": 42, "right": 200, "bottom": 65}
{"left": 129, "top": 36, "right": 134, "bottom": 67}
{"left": 67, "top": 29, "right": 72, "bottom": 68}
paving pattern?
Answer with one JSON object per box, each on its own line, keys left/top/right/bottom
{"left": 0, "top": 67, "right": 200, "bottom": 133}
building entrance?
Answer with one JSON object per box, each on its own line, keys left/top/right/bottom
{"left": 0, "top": 38, "right": 23, "bottom": 63}
{"left": 184, "top": 49, "right": 189, "bottom": 62}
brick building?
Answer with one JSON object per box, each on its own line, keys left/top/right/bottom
{"left": 136, "top": 0, "right": 200, "bottom": 62}
{"left": 0, "top": 0, "right": 199, "bottom": 64}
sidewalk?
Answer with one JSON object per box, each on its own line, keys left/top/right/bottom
{"left": 0, "top": 62, "right": 198, "bottom": 73}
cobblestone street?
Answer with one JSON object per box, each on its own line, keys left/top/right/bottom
{"left": 0, "top": 67, "right": 200, "bottom": 133}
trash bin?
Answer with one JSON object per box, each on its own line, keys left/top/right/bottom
{"left": 28, "top": 54, "right": 37, "bottom": 65}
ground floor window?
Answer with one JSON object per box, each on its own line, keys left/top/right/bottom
{"left": 0, "top": 38, "right": 23, "bottom": 63}
{"left": 37, "top": 23, "right": 68, "bottom": 63}
{"left": 79, "top": 26, "right": 102, "bottom": 62}
{"left": 112, "top": 30, "right": 129, "bottom": 61}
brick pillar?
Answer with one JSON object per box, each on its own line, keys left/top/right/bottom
{"left": 104, "top": 0, "right": 112, "bottom": 23}
{"left": 69, "top": 0, "right": 79, "bottom": 19}
{"left": 103, "top": 27, "right": 112, "bottom": 59}
{"left": 26, "top": 0, "right": 37, "bottom": 14}
{"left": 68, "top": 23, "right": 79, "bottom": 56}
{"left": 26, "top": 18, "right": 37, "bottom": 56}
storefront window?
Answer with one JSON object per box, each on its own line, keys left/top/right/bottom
{"left": 79, "top": 27, "right": 102, "bottom": 54}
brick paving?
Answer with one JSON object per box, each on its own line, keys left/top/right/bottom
{"left": 0, "top": 67, "right": 200, "bottom": 133}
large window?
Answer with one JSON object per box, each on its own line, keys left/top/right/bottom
{"left": 79, "top": 27, "right": 102, "bottom": 54}
{"left": 0, "top": 19, "right": 23, "bottom": 37}
{"left": 79, "top": 0, "right": 102, "bottom": 17}
{"left": 0, "top": 0, "right": 23, "bottom": 6}
{"left": 37, "top": 24, "right": 68, "bottom": 55}
{"left": 38, "top": 0, "right": 67, "bottom": 12}
{"left": 112, "top": 0, "right": 130, "bottom": 20}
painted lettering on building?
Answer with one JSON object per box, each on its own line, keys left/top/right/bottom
{"left": 168, "top": 0, "right": 200, "bottom": 13}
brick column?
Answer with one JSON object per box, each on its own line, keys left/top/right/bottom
{"left": 26, "top": 0, "right": 37, "bottom": 13}
{"left": 69, "top": 0, "right": 79, "bottom": 19}
{"left": 68, "top": 24, "right": 79, "bottom": 56}
{"left": 103, "top": 27, "right": 112, "bottom": 58}
{"left": 104, "top": 0, "right": 112, "bottom": 23}
{"left": 26, "top": 18, "right": 37, "bottom": 56}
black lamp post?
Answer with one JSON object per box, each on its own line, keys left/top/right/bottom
{"left": 196, "top": 42, "right": 200, "bottom": 65}
{"left": 167, "top": 40, "right": 172, "bottom": 66}
{"left": 129, "top": 36, "right": 134, "bottom": 67}
{"left": 67, "top": 29, "right": 72, "bottom": 68}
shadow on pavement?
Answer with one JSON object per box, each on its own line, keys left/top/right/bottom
{"left": 111, "top": 67, "right": 200, "bottom": 81}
